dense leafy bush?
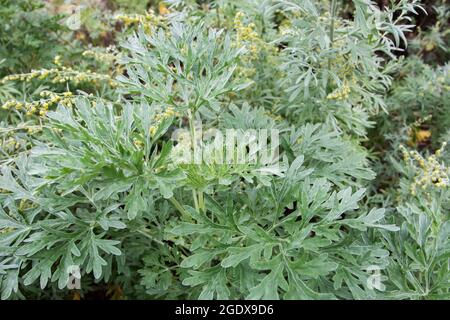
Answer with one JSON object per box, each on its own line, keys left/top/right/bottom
{"left": 0, "top": 0, "right": 448, "bottom": 300}
{"left": 0, "top": 0, "right": 68, "bottom": 77}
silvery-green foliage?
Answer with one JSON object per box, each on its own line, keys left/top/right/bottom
{"left": 118, "top": 22, "right": 248, "bottom": 114}
{"left": 276, "top": 0, "right": 424, "bottom": 136}
{"left": 380, "top": 155, "right": 450, "bottom": 299}
{"left": 1, "top": 1, "right": 448, "bottom": 301}
{"left": 0, "top": 99, "right": 182, "bottom": 298}
{"left": 0, "top": 100, "right": 393, "bottom": 299}
{"left": 0, "top": 20, "right": 396, "bottom": 299}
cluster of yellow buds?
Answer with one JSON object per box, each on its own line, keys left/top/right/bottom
{"left": 234, "top": 12, "right": 261, "bottom": 60}
{"left": 51, "top": 127, "right": 63, "bottom": 134}
{"left": 436, "top": 74, "right": 450, "bottom": 91}
{"left": 154, "top": 106, "right": 179, "bottom": 121}
{"left": 236, "top": 66, "right": 256, "bottom": 79}
{"left": 149, "top": 106, "right": 180, "bottom": 137}
{"left": 133, "top": 138, "right": 145, "bottom": 148}
{"left": 18, "top": 199, "right": 35, "bottom": 211}
{"left": 265, "top": 110, "right": 284, "bottom": 121}
{"left": 82, "top": 48, "right": 117, "bottom": 64}
{"left": 115, "top": 13, "right": 148, "bottom": 26}
{"left": 278, "top": 13, "right": 293, "bottom": 36}
{"left": 1, "top": 69, "right": 57, "bottom": 83}
{"left": 400, "top": 144, "right": 411, "bottom": 162}
{"left": 320, "top": 11, "right": 331, "bottom": 19}
{"left": 149, "top": 127, "right": 156, "bottom": 138}
{"left": 38, "top": 91, "right": 75, "bottom": 115}
{"left": 26, "top": 126, "right": 43, "bottom": 135}
{"left": 1, "top": 100, "right": 24, "bottom": 110}
{"left": 2, "top": 137, "right": 20, "bottom": 151}
{"left": 54, "top": 55, "right": 62, "bottom": 67}
{"left": 319, "top": 44, "right": 353, "bottom": 71}
{"left": 327, "top": 81, "right": 351, "bottom": 100}
{"left": 1, "top": 60, "right": 117, "bottom": 88}
{"left": 0, "top": 227, "right": 15, "bottom": 234}
{"left": 115, "top": 13, "right": 143, "bottom": 26}
{"left": 114, "top": 10, "right": 163, "bottom": 33}
{"left": 400, "top": 143, "right": 449, "bottom": 195}
{"left": 1, "top": 91, "right": 74, "bottom": 117}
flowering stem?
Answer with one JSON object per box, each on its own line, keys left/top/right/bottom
{"left": 328, "top": 0, "right": 338, "bottom": 72}
{"left": 329, "top": 0, "right": 337, "bottom": 46}
{"left": 216, "top": 6, "right": 221, "bottom": 28}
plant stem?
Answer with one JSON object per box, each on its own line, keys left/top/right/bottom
{"left": 187, "top": 109, "right": 197, "bottom": 161}
{"left": 198, "top": 191, "right": 205, "bottom": 213}
{"left": 329, "top": 0, "right": 337, "bottom": 46}
{"left": 137, "top": 229, "right": 165, "bottom": 246}
{"left": 216, "top": 6, "right": 221, "bottom": 28}
{"left": 328, "top": 0, "right": 337, "bottom": 71}
{"left": 187, "top": 109, "right": 204, "bottom": 212}
{"left": 187, "top": 110, "right": 200, "bottom": 211}
{"left": 169, "top": 196, "right": 191, "bottom": 221}
{"left": 192, "top": 189, "right": 199, "bottom": 211}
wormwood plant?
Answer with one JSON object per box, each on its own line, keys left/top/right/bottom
{"left": 0, "top": 100, "right": 396, "bottom": 299}
{"left": 0, "top": 0, "right": 448, "bottom": 300}
{"left": 276, "top": 0, "right": 425, "bottom": 137}
{"left": 0, "top": 0, "right": 67, "bottom": 77}
{"left": 375, "top": 143, "right": 450, "bottom": 299}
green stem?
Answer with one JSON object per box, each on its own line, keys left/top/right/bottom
{"left": 187, "top": 110, "right": 200, "bottom": 211}
{"left": 137, "top": 229, "right": 165, "bottom": 246}
{"left": 216, "top": 6, "right": 221, "bottom": 28}
{"left": 329, "top": 0, "right": 337, "bottom": 46}
{"left": 198, "top": 191, "right": 205, "bottom": 213}
{"left": 187, "top": 109, "right": 204, "bottom": 212}
{"left": 328, "top": 0, "right": 337, "bottom": 71}
{"left": 192, "top": 189, "right": 199, "bottom": 211}
{"left": 187, "top": 109, "right": 196, "bottom": 155}
{"left": 169, "top": 196, "right": 191, "bottom": 221}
